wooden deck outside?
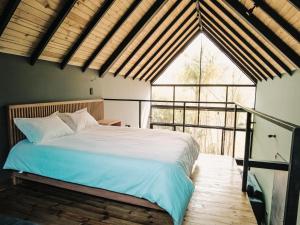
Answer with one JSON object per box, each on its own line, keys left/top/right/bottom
{"left": 0, "top": 154, "right": 257, "bottom": 225}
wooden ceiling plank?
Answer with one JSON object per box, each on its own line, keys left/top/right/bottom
{"left": 29, "top": 0, "right": 77, "bottom": 65}
{"left": 113, "top": 0, "right": 182, "bottom": 77}
{"left": 224, "top": 0, "right": 300, "bottom": 68}
{"left": 210, "top": 1, "right": 292, "bottom": 75}
{"left": 201, "top": 1, "right": 281, "bottom": 78}
{"left": 123, "top": 1, "right": 195, "bottom": 79}
{"left": 203, "top": 30, "right": 258, "bottom": 84}
{"left": 137, "top": 15, "right": 197, "bottom": 80}
{"left": 0, "top": 0, "right": 21, "bottom": 37}
{"left": 253, "top": 0, "right": 299, "bottom": 42}
{"left": 145, "top": 25, "right": 198, "bottom": 81}
{"left": 60, "top": 0, "right": 116, "bottom": 70}
{"left": 201, "top": 7, "right": 273, "bottom": 80}
{"left": 204, "top": 24, "right": 263, "bottom": 82}
{"left": 203, "top": 17, "right": 268, "bottom": 80}
{"left": 80, "top": 0, "right": 142, "bottom": 72}
{"left": 98, "top": 1, "right": 166, "bottom": 77}
{"left": 150, "top": 30, "right": 201, "bottom": 84}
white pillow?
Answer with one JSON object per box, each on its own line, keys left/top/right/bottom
{"left": 58, "top": 108, "right": 98, "bottom": 132}
{"left": 14, "top": 115, "right": 74, "bottom": 144}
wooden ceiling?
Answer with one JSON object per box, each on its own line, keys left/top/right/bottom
{"left": 0, "top": 0, "right": 299, "bottom": 84}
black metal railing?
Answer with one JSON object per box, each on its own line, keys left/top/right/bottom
{"left": 151, "top": 83, "right": 255, "bottom": 156}
{"left": 104, "top": 96, "right": 248, "bottom": 157}
{"left": 235, "top": 102, "right": 300, "bottom": 225}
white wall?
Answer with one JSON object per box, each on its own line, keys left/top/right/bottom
{"left": 252, "top": 69, "right": 300, "bottom": 224}
{"left": 97, "top": 74, "right": 151, "bottom": 128}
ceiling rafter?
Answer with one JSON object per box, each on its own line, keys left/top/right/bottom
{"left": 201, "top": 1, "right": 281, "bottom": 78}
{"left": 150, "top": 30, "right": 201, "bottom": 84}
{"left": 123, "top": 1, "right": 195, "bottom": 79}
{"left": 60, "top": 0, "right": 116, "bottom": 70}
{"left": 224, "top": 0, "right": 300, "bottom": 68}
{"left": 203, "top": 20, "right": 267, "bottom": 81}
{"left": 98, "top": 1, "right": 166, "bottom": 77}
{"left": 212, "top": 1, "right": 292, "bottom": 74}
{"left": 201, "top": 8, "right": 272, "bottom": 80}
{"left": 0, "top": 0, "right": 21, "bottom": 37}
{"left": 141, "top": 20, "right": 198, "bottom": 80}
{"left": 29, "top": 0, "right": 77, "bottom": 65}
{"left": 204, "top": 24, "right": 263, "bottom": 82}
{"left": 144, "top": 25, "right": 198, "bottom": 81}
{"left": 137, "top": 15, "right": 197, "bottom": 80}
{"left": 289, "top": 0, "right": 300, "bottom": 10}
{"left": 203, "top": 30, "right": 258, "bottom": 84}
{"left": 252, "top": 0, "right": 299, "bottom": 42}
{"left": 113, "top": 0, "right": 182, "bottom": 77}
{"left": 196, "top": 0, "right": 203, "bottom": 31}
{"left": 210, "top": 0, "right": 292, "bottom": 75}
{"left": 81, "top": 0, "right": 142, "bottom": 72}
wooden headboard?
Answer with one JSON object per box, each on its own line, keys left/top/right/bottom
{"left": 7, "top": 99, "right": 104, "bottom": 148}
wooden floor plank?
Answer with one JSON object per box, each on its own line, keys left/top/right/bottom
{"left": 0, "top": 154, "right": 257, "bottom": 225}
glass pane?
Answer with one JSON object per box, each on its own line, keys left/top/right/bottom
{"left": 185, "top": 128, "right": 222, "bottom": 154}
{"left": 200, "top": 87, "right": 226, "bottom": 102}
{"left": 175, "top": 87, "right": 199, "bottom": 102}
{"left": 152, "top": 86, "right": 173, "bottom": 101}
{"left": 228, "top": 87, "right": 256, "bottom": 107}
{"left": 234, "top": 131, "right": 246, "bottom": 158}
{"left": 199, "top": 111, "right": 225, "bottom": 126}
{"left": 224, "top": 131, "right": 234, "bottom": 156}
{"left": 151, "top": 108, "right": 173, "bottom": 123}
{"left": 185, "top": 109, "right": 199, "bottom": 124}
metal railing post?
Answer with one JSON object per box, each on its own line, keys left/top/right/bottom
{"left": 232, "top": 104, "right": 237, "bottom": 158}
{"left": 183, "top": 102, "right": 186, "bottom": 132}
{"left": 139, "top": 101, "right": 142, "bottom": 128}
{"left": 221, "top": 86, "right": 229, "bottom": 155}
{"left": 242, "top": 112, "right": 251, "bottom": 192}
{"left": 173, "top": 86, "right": 176, "bottom": 131}
{"left": 283, "top": 128, "right": 300, "bottom": 225}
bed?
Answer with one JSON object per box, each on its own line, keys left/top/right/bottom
{"left": 3, "top": 99, "right": 199, "bottom": 225}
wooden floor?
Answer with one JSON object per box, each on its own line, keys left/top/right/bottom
{"left": 0, "top": 154, "right": 257, "bottom": 225}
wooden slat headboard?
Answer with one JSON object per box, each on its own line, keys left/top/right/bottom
{"left": 8, "top": 99, "right": 104, "bottom": 148}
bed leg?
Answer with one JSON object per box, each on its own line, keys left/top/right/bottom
{"left": 12, "top": 173, "right": 22, "bottom": 185}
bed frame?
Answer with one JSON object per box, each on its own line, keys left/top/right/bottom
{"left": 7, "top": 99, "right": 163, "bottom": 211}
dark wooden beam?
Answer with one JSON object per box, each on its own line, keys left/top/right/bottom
{"left": 201, "top": 9, "right": 272, "bottom": 80}
{"left": 201, "top": 1, "right": 281, "bottom": 78}
{"left": 138, "top": 16, "right": 197, "bottom": 80}
{"left": 81, "top": 0, "right": 141, "bottom": 72}
{"left": 98, "top": 1, "right": 166, "bottom": 77}
{"left": 61, "top": 0, "right": 116, "bottom": 70}
{"left": 203, "top": 19, "right": 267, "bottom": 81}
{"left": 150, "top": 30, "right": 201, "bottom": 84}
{"left": 253, "top": 0, "right": 299, "bottom": 42}
{"left": 29, "top": 0, "right": 77, "bottom": 65}
{"left": 224, "top": 0, "right": 300, "bottom": 68}
{"left": 0, "top": 0, "right": 21, "bottom": 36}
{"left": 204, "top": 29, "right": 261, "bottom": 83}
{"left": 113, "top": 0, "right": 182, "bottom": 77}
{"left": 145, "top": 25, "right": 198, "bottom": 81}
{"left": 123, "top": 1, "right": 195, "bottom": 79}
{"left": 289, "top": 0, "right": 300, "bottom": 10}
{"left": 210, "top": 0, "right": 292, "bottom": 74}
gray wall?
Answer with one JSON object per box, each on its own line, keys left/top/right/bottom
{"left": 0, "top": 53, "right": 150, "bottom": 183}
{"left": 252, "top": 69, "right": 300, "bottom": 224}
